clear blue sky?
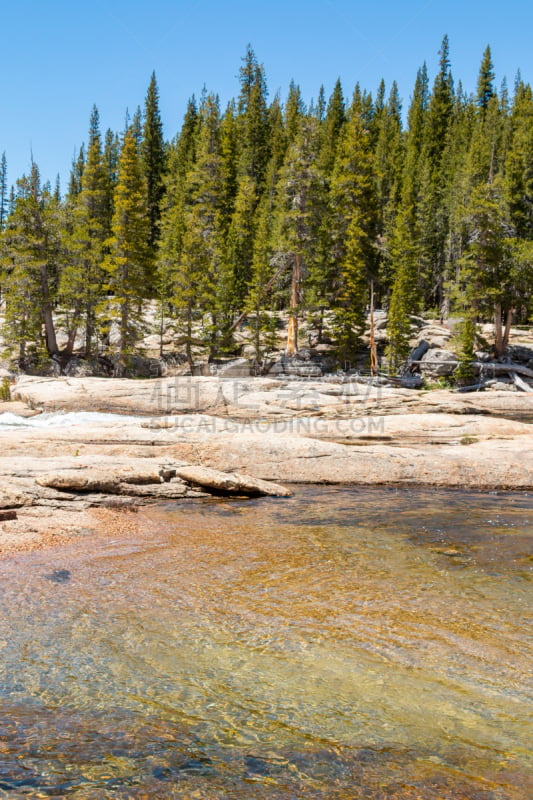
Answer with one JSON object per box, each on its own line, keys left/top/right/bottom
{"left": 2, "top": 0, "right": 532, "bottom": 189}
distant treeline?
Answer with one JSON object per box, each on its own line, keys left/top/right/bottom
{"left": 0, "top": 37, "right": 532, "bottom": 372}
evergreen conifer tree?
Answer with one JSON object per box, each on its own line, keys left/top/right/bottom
{"left": 0, "top": 153, "right": 8, "bottom": 229}
{"left": 327, "top": 109, "right": 378, "bottom": 363}
{"left": 275, "top": 117, "right": 326, "bottom": 354}
{"left": 1, "top": 163, "right": 60, "bottom": 362}
{"left": 103, "top": 128, "right": 150, "bottom": 362}
{"left": 142, "top": 72, "right": 166, "bottom": 253}
{"left": 476, "top": 46, "right": 496, "bottom": 112}
{"left": 60, "top": 107, "right": 108, "bottom": 355}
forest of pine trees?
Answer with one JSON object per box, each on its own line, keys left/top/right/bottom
{"left": 1, "top": 40, "right": 532, "bottom": 374}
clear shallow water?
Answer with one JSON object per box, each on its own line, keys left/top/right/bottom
{"left": 0, "top": 487, "right": 532, "bottom": 799}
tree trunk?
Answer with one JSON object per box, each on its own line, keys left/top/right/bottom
{"left": 254, "top": 295, "right": 261, "bottom": 361}
{"left": 502, "top": 306, "right": 514, "bottom": 354}
{"left": 120, "top": 299, "right": 129, "bottom": 360}
{"left": 85, "top": 303, "right": 95, "bottom": 357}
{"left": 229, "top": 260, "right": 290, "bottom": 335}
{"left": 159, "top": 302, "right": 165, "bottom": 358}
{"left": 493, "top": 302, "right": 503, "bottom": 358}
{"left": 186, "top": 300, "right": 194, "bottom": 372}
{"left": 40, "top": 264, "right": 58, "bottom": 355}
{"left": 286, "top": 253, "right": 301, "bottom": 356}
{"left": 18, "top": 339, "right": 26, "bottom": 369}
{"left": 66, "top": 325, "right": 78, "bottom": 356}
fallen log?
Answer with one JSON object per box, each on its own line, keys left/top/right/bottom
{"left": 472, "top": 361, "right": 533, "bottom": 379}
{"left": 407, "top": 360, "right": 533, "bottom": 379}
{"left": 510, "top": 372, "right": 533, "bottom": 392}
{"left": 455, "top": 379, "right": 498, "bottom": 393}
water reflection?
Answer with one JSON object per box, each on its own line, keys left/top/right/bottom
{"left": 0, "top": 487, "right": 532, "bottom": 798}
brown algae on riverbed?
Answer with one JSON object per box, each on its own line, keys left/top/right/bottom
{"left": 0, "top": 486, "right": 531, "bottom": 798}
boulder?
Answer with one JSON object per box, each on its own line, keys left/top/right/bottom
{"left": 418, "top": 325, "right": 452, "bottom": 348}
{"left": 407, "top": 339, "right": 430, "bottom": 367}
{"left": 115, "top": 355, "right": 167, "bottom": 378}
{"left": 20, "top": 356, "right": 61, "bottom": 378}
{"left": 267, "top": 356, "right": 323, "bottom": 378}
{"left": 36, "top": 467, "right": 164, "bottom": 493}
{"left": 0, "top": 488, "right": 30, "bottom": 509}
{"left": 217, "top": 358, "right": 252, "bottom": 378}
{"left": 420, "top": 348, "right": 458, "bottom": 377}
{"left": 490, "top": 381, "right": 516, "bottom": 392}
{"left": 117, "top": 481, "right": 189, "bottom": 498}
{"left": 63, "top": 357, "right": 113, "bottom": 378}
{"left": 174, "top": 465, "right": 292, "bottom": 497}
{"left": 367, "top": 310, "right": 387, "bottom": 331}
{"left": 508, "top": 345, "right": 533, "bottom": 364}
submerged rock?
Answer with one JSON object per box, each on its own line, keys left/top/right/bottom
{"left": 44, "top": 569, "right": 71, "bottom": 584}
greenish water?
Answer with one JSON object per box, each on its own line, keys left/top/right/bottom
{"left": 0, "top": 487, "right": 532, "bottom": 799}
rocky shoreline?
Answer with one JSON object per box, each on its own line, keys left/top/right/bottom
{"left": 1, "top": 374, "right": 532, "bottom": 556}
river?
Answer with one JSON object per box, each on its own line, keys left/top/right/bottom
{"left": 0, "top": 486, "right": 532, "bottom": 798}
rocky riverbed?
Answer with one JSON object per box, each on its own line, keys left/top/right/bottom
{"left": 1, "top": 374, "right": 532, "bottom": 555}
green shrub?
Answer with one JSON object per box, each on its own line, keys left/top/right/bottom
{"left": 0, "top": 377, "right": 12, "bottom": 402}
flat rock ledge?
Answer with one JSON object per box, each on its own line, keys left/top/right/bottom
{"left": 2, "top": 462, "right": 292, "bottom": 512}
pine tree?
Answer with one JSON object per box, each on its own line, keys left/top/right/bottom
{"left": 315, "top": 85, "right": 326, "bottom": 122}
{"left": 453, "top": 309, "right": 477, "bottom": 385}
{"left": 158, "top": 94, "right": 223, "bottom": 366}
{"left": 223, "top": 175, "right": 257, "bottom": 318}
{"left": 0, "top": 153, "right": 8, "bottom": 229}
{"left": 385, "top": 194, "right": 420, "bottom": 373}
{"left": 218, "top": 101, "right": 238, "bottom": 237}
{"left": 476, "top": 46, "right": 496, "bottom": 112}
{"left": 103, "top": 128, "right": 120, "bottom": 228}
{"left": 506, "top": 83, "right": 533, "bottom": 240}
{"left": 237, "top": 46, "right": 270, "bottom": 185}
{"left": 103, "top": 128, "right": 150, "bottom": 363}
{"left": 327, "top": 110, "right": 379, "bottom": 363}
{"left": 247, "top": 191, "right": 279, "bottom": 361}
{"left": 319, "top": 78, "right": 345, "bottom": 176}
{"left": 427, "top": 35, "right": 454, "bottom": 163}
{"left": 384, "top": 68, "right": 432, "bottom": 371}
{"left": 54, "top": 175, "right": 61, "bottom": 203}
{"left": 1, "top": 163, "right": 60, "bottom": 363}
{"left": 418, "top": 35, "right": 456, "bottom": 311}
{"left": 374, "top": 81, "right": 404, "bottom": 294}
{"left": 157, "top": 97, "right": 198, "bottom": 351}
{"left": 285, "top": 81, "right": 306, "bottom": 144}
{"left": 130, "top": 106, "right": 143, "bottom": 146}
{"left": 275, "top": 117, "right": 327, "bottom": 354}
{"left": 67, "top": 145, "right": 85, "bottom": 199}
{"left": 142, "top": 72, "right": 166, "bottom": 253}
{"left": 60, "top": 107, "right": 108, "bottom": 355}
{"left": 244, "top": 100, "right": 288, "bottom": 359}
{"left": 457, "top": 179, "right": 518, "bottom": 357}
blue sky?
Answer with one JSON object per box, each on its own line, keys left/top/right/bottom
{"left": 2, "top": 0, "right": 532, "bottom": 188}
